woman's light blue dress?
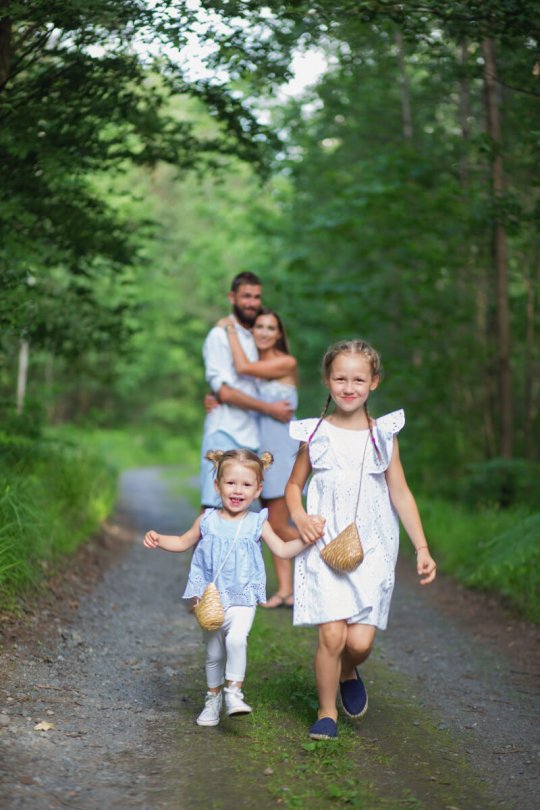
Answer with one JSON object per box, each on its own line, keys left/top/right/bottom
{"left": 183, "top": 508, "right": 268, "bottom": 609}
{"left": 256, "top": 380, "right": 299, "bottom": 500}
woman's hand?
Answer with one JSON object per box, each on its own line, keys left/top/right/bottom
{"left": 216, "top": 316, "right": 234, "bottom": 329}
{"left": 416, "top": 547, "right": 437, "bottom": 585}
{"left": 144, "top": 530, "right": 161, "bottom": 549}
{"left": 204, "top": 392, "right": 219, "bottom": 413}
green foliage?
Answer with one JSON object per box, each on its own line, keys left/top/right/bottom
{"left": 47, "top": 425, "right": 200, "bottom": 471}
{"left": 465, "top": 514, "right": 540, "bottom": 623}
{"left": 418, "top": 497, "right": 540, "bottom": 622}
{"left": 0, "top": 0, "right": 278, "bottom": 362}
{"left": 462, "top": 458, "right": 540, "bottom": 509}
{"left": 0, "top": 433, "right": 116, "bottom": 607}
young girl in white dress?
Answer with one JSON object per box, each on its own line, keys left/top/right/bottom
{"left": 144, "top": 449, "right": 308, "bottom": 728}
{"left": 285, "top": 339, "right": 437, "bottom": 740}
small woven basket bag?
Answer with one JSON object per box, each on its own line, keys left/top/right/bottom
{"left": 194, "top": 514, "right": 245, "bottom": 632}
{"left": 320, "top": 434, "right": 370, "bottom": 574}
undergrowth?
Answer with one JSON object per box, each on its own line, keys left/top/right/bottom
{"left": 417, "top": 497, "right": 540, "bottom": 623}
{"left": 0, "top": 432, "right": 116, "bottom": 609}
{"left": 46, "top": 425, "right": 200, "bottom": 471}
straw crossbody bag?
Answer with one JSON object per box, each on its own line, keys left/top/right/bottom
{"left": 320, "top": 434, "right": 370, "bottom": 574}
{"left": 194, "top": 513, "right": 246, "bottom": 632}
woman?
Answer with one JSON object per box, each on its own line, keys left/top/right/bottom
{"left": 216, "top": 307, "right": 299, "bottom": 608}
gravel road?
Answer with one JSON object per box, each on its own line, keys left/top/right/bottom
{"left": 0, "top": 467, "right": 538, "bottom": 809}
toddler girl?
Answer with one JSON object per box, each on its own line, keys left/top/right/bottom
{"left": 144, "top": 448, "right": 308, "bottom": 727}
{"left": 285, "top": 339, "right": 437, "bottom": 739}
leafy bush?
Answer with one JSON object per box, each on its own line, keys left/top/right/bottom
{"left": 462, "top": 458, "right": 540, "bottom": 509}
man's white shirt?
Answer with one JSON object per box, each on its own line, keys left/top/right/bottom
{"left": 202, "top": 320, "right": 259, "bottom": 449}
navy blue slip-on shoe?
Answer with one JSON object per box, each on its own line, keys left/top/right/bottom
{"left": 339, "top": 667, "right": 368, "bottom": 719}
{"left": 309, "top": 717, "right": 338, "bottom": 740}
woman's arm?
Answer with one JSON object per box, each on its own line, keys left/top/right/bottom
{"left": 144, "top": 515, "right": 202, "bottom": 553}
{"left": 285, "top": 448, "right": 325, "bottom": 544}
{"left": 385, "top": 439, "right": 437, "bottom": 585}
{"left": 217, "top": 318, "right": 296, "bottom": 379}
{"left": 260, "top": 521, "right": 307, "bottom": 558}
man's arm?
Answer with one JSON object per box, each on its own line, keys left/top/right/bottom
{"left": 218, "top": 385, "right": 293, "bottom": 424}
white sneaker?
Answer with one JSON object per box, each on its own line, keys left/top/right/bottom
{"left": 196, "top": 691, "right": 222, "bottom": 726}
{"left": 224, "top": 685, "right": 252, "bottom": 716}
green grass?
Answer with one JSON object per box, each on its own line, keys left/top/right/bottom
{"left": 236, "top": 552, "right": 491, "bottom": 809}
{"left": 0, "top": 425, "right": 201, "bottom": 612}
{"left": 0, "top": 433, "right": 117, "bottom": 610}
{"left": 244, "top": 609, "right": 421, "bottom": 809}
{"left": 417, "top": 497, "right": 540, "bottom": 622}
{"left": 46, "top": 424, "right": 200, "bottom": 471}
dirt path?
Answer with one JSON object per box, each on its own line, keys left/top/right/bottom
{"left": 0, "top": 467, "right": 538, "bottom": 809}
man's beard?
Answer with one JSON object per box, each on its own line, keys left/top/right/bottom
{"left": 233, "top": 304, "right": 258, "bottom": 329}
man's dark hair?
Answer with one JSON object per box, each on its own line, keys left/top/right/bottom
{"left": 230, "top": 272, "right": 262, "bottom": 292}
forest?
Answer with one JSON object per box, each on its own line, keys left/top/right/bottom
{"left": 1, "top": 1, "right": 539, "bottom": 618}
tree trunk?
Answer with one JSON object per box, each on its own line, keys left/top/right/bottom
{"left": 482, "top": 37, "right": 513, "bottom": 457}
{"left": 395, "top": 31, "right": 413, "bottom": 140}
{"left": 0, "top": 4, "right": 11, "bottom": 90}
{"left": 16, "top": 339, "right": 29, "bottom": 415}
{"left": 524, "top": 260, "right": 538, "bottom": 459}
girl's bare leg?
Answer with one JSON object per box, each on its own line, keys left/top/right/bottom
{"left": 315, "top": 621, "right": 348, "bottom": 720}
{"left": 262, "top": 497, "right": 295, "bottom": 606}
{"left": 340, "top": 624, "right": 377, "bottom": 680}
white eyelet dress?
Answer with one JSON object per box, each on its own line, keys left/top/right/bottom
{"left": 289, "top": 410, "right": 405, "bottom": 630}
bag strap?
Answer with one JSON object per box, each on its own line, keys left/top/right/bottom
{"left": 351, "top": 433, "right": 370, "bottom": 522}
{"left": 211, "top": 512, "right": 246, "bottom": 585}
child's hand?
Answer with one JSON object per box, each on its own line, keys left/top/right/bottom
{"left": 416, "top": 547, "right": 436, "bottom": 584}
{"left": 144, "top": 530, "right": 161, "bottom": 549}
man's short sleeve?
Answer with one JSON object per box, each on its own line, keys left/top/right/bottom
{"left": 203, "top": 327, "right": 235, "bottom": 393}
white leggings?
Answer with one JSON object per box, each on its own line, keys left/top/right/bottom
{"left": 204, "top": 605, "right": 257, "bottom": 688}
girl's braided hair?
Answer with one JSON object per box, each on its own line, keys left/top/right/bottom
{"left": 206, "top": 448, "right": 273, "bottom": 484}
{"left": 307, "top": 339, "right": 383, "bottom": 460}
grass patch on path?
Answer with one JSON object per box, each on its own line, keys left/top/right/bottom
{"left": 235, "top": 603, "right": 497, "bottom": 809}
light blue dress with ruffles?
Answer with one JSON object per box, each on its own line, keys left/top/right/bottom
{"left": 183, "top": 508, "right": 268, "bottom": 609}
{"left": 289, "top": 410, "right": 405, "bottom": 630}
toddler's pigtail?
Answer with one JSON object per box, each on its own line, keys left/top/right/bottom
{"left": 308, "top": 393, "right": 332, "bottom": 443}
{"left": 259, "top": 451, "right": 274, "bottom": 470}
{"left": 364, "top": 403, "right": 382, "bottom": 461}
{"left": 205, "top": 449, "right": 225, "bottom": 467}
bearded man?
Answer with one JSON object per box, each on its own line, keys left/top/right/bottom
{"left": 199, "top": 272, "right": 293, "bottom": 508}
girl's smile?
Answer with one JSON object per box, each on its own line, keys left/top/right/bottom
{"left": 326, "top": 354, "right": 379, "bottom": 415}
{"left": 216, "top": 461, "right": 262, "bottom": 515}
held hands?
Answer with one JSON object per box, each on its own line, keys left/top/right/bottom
{"left": 416, "top": 547, "right": 437, "bottom": 585}
{"left": 295, "top": 513, "right": 326, "bottom": 545}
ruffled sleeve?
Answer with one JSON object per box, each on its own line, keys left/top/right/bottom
{"left": 199, "top": 507, "right": 216, "bottom": 535}
{"left": 369, "top": 409, "right": 405, "bottom": 473}
{"left": 289, "top": 418, "right": 319, "bottom": 442}
{"left": 254, "top": 507, "right": 269, "bottom": 538}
